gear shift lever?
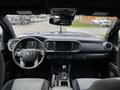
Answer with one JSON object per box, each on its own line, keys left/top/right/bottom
{"left": 60, "top": 65, "right": 68, "bottom": 80}
{"left": 62, "top": 65, "right": 67, "bottom": 72}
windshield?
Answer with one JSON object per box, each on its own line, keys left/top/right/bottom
{"left": 7, "top": 15, "right": 116, "bottom": 39}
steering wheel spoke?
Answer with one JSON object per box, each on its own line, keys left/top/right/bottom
{"left": 20, "top": 58, "right": 25, "bottom": 67}
{"left": 15, "top": 50, "right": 22, "bottom": 57}
{"left": 34, "top": 59, "right": 38, "bottom": 67}
{"left": 36, "top": 49, "right": 45, "bottom": 56}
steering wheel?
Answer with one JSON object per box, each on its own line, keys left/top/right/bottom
{"left": 13, "top": 37, "right": 46, "bottom": 69}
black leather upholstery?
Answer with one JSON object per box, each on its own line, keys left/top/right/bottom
{"left": 117, "top": 47, "right": 120, "bottom": 76}
{"left": 0, "top": 52, "right": 5, "bottom": 90}
{"left": 3, "top": 80, "right": 14, "bottom": 90}
{"left": 72, "top": 48, "right": 120, "bottom": 90}
{"left": 72, "top": 79, "right": 80, "bottom": 90}
{"left": 3, "top": 78, "right": 49, "bottom": 90}
{"left": 41, "top": 79, "right": 50, "bottom": 90}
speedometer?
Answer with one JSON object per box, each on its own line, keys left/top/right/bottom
{"left": 26, "top": 40, "right": 38, "bottom": 48}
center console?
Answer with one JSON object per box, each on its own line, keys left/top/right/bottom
{"left": 51, "top": 65, "right": 73, "bottom": 90}
{"left": 52, "top": 86, "right": 73, "bottom": 90}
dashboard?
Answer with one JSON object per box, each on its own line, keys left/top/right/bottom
{"left": 8, "top": 36, "right": 113, "bottom": 62}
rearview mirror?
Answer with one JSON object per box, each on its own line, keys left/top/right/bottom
{"left": 49, "top": 15, "right": 73, "bottom": 26}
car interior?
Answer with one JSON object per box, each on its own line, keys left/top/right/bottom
{"left": 1, "top": 0, "right": 120, "bottom": 90}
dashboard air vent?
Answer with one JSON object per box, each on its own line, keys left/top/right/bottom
{"left": 103, "top": 42, "right": 113, "bottom": 51}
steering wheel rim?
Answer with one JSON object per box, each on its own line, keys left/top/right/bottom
{"left": 13, "top": 37, "right": 46, "bottom": 69}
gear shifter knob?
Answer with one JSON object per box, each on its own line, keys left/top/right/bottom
{"left": 62, "top": 65, "right": 66, "bottom": 72}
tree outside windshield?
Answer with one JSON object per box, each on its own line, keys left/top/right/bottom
{"left": 7, "top": 15, "right": 116, "bottom": 39}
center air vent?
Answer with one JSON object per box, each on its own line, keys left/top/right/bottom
{"left": 45, "top": 40, "right": 81, "bottom": 52}
{"left": 72, "top": 41, "right": 81, "bottom": 51}
{"left": 45, "top": 41, "right": 55, "bottom": 50}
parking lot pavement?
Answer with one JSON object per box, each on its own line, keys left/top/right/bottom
{"left": 12, "top": 20, "right": 61, "bottom": 36}
{"left": 66, "top": 27, "right": 108, "bottom": 37}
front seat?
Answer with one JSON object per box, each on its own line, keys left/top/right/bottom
{"left": 72, "top": 48, "right": 120, "bottom": 90}
{"left": 0, "top": 52, "right": 5, "bottom": 90}
{"left": 3, "top": 78, "right": 49, "bottom": 90}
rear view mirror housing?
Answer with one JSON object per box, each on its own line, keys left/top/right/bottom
{"left": 49, "top": 8, "right": 77, "bottom": 26}
{"left": 49, "top": 15, "right": 73, "bottom": 26}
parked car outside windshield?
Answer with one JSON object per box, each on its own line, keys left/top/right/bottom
{"left": 91, "top": 17, "right": 112, "bottom": 27}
